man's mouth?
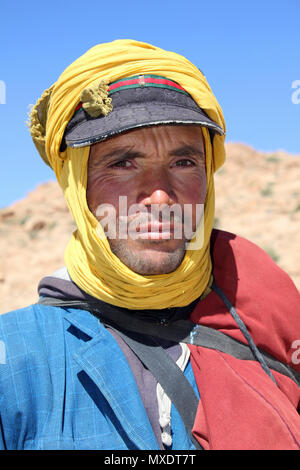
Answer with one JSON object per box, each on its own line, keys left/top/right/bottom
{"left": 129, "top": 222, "right": 180, "bottom": 240}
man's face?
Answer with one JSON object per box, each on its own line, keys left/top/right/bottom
{"left": 87, "top": 125, "right": 207, "bottom": 275}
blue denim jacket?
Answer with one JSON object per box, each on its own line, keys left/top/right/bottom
{"left": 0, "top": 304, "right": 198, "bottom": 450}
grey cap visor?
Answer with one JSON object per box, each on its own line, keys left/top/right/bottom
{"left": 62, "top": 87, "right": 224, "bottom": 149}
{"left": 65, "top": 104, "right": 224, "bottom": 148}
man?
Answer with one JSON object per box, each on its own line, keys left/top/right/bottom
{"left": 0, "top": 40, "right": 300, "bottom": 450}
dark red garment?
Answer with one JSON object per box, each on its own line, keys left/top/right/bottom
{"left": 188, "top": 229, "right": 300, "bottom": 450}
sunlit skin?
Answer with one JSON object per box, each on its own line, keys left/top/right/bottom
{"left": 86, "top": 125, "right": 207, "bottom": 275}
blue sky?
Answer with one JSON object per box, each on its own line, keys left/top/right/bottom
{"left": 0, "top": 0, "right": 299, "bottom": 208}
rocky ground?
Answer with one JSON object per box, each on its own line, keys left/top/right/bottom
{"left": 0, "top": 142, "right": 299, "bottom": 313}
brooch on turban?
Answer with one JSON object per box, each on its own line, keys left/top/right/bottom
{"left": 80, "top": 79, "right": 113, "bottom": 117}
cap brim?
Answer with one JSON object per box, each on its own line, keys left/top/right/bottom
{"left": 65, "top": 103, "right": 224, "bottom": 148}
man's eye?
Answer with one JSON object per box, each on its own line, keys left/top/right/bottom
{"left": 111, "top": 160, "right": 132, "bottom": 168}
{"left": 175, "top": 159, "right": 194, "bottom": 167}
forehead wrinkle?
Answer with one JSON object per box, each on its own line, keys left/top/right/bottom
{"left": 89, "top": 126, "right": 206, "bottom": 167}
{"left": 89, "top": 145, "right": 145, "bottom": 166}
{"left": 168, "top": 144, "right": 205, "bottom": 159}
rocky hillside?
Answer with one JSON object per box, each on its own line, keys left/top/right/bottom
{"left": 0, "top": 142, "right": 299, "bottom": 313}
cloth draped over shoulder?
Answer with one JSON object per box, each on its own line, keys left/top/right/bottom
{"left": 29, "top": 39, "right": 226, "bottom": 309}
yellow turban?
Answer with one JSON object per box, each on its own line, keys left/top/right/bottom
{"left": 29, "top": 39, "right": 226, "bottom": 309}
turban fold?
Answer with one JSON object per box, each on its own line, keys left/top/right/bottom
{"left": 29, "top": 39, "right": 226, "bottom": 309}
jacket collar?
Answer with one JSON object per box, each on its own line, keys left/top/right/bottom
{"left": 63, "top": 307, "right": 160, "bottom": 450}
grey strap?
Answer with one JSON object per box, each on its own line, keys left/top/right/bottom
{"left": 38, "top": 295, "right": 300, "bottom": 387}
{"left": 108, "top": 327, "right": 202, "bottom": 450}
{"left": 187, "top": 323, "right": 300, "bottom": 386}
{"left": 211, "top": 282, "right": 277, "bottom": 384}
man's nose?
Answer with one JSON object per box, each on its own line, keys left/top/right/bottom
{"left": 137, "top": 168, "right": 177, "bottom": 206}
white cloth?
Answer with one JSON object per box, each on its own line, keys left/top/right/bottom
{"left": 156, "top": 342, "right": 191, "bottom": 446}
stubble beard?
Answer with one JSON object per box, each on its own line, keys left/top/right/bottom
{"left": 108, "top": 237, "right": 187, "bottom": 275}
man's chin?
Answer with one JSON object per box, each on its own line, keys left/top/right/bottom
{"left": 108, "top": 239, "right": 187, "bottom": 275}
